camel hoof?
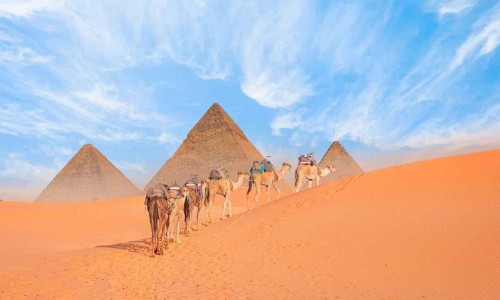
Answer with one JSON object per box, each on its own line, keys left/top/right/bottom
{"left": 176, "top": 240, "right": 181, "bottom": 244}
{"left": 220, "top": 217, "right": 225, "bottom": 220}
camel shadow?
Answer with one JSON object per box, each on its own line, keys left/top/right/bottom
{"left": 97, "top": 239, "right": 152, "bottom": 256}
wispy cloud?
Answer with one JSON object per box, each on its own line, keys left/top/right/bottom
{"left": 270, "top": 110, "right": 305, "bottom": 136}
{"left": 437, "top": 0, "right": 477, "bottom": 16}
{"left": 238, "top": 1, "right": 315, "bottom": 108}
{"left": 450, "top": 4, "right": 500, "bottom": 69}
{"left": 0, "top": 0, "right": 63, "bottom": 19}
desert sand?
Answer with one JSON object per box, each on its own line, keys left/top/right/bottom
{"left": 1, "top": 150, "right": 499, "bottom": 299}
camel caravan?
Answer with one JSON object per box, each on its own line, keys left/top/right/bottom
{"left": 144, "top": 154, "right": 338, "bottom": 256}
{"left": 32, "top": 103, "right": 362, "bottom": 257}
{"left": 131, "top": 103, "right": 360, "bottom": 256}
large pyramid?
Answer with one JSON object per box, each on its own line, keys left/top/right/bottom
{"left": 318, "top": 141, "right": 363, "bottom": 183}
{"left": 35, "top": 144, "right": 141, "bottom": 202}
{"left": 145, "top": 103, "right": 264, "bottom": 189}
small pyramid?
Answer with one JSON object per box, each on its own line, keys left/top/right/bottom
{"left": 318, "top": 141, "right": 363, "bottom": 183}
{"left": 145, "top": 103, "right": 264, "bottom": 189}
{"left": 35, "top": 144, "right": 140, "bottom": 202}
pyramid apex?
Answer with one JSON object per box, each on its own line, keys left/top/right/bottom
{"left": 81, "top": 143, "right": 96, "bottom": 150}
{"left": 206, "top": 102, "right": 224, "bottom": 113}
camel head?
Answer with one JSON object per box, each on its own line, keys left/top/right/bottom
{"left": 182, "top": 186, "right": 190, "bottom": 196}
{"left": 327, "top": 165, "right": 336, "bottom": 173}
{"left": 282, "top": 162, "right": 292, "bottom": 171}
{"left": 237, "top": 171, "right": 250, "bottom": 179}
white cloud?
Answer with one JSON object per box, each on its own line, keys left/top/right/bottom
{"left": 238, "top": 1, "right": 314, "bottom": 108}
{"left": 438, "top": 0, "right": 477, "bottom": 16}
{"left": 0, "top": 0, "right": 63, "bottom": 19}
{"left": 270, "top": 110, "right": 305, "bottom": 136}
{"left": 152, "top": 131, "right": 179, "bottom": 145}
{"left": 0, "top": 47, "right": 51, "bottom": 65}
{"left": 450, "top": 4, "right": 500, "bottom": 69}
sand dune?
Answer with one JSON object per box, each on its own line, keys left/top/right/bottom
{"left": 0, "top": 150, "right": 499, "bottom": 299}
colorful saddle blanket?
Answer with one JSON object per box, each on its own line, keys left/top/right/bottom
{"left": 298, "top": 154, "right": 317, "bottom": 165}
{"left": 209, "top": 167, "right": 229, "bottom": 180}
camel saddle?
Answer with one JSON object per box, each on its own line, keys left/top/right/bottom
{"left": 262, "top": 159, "right": 274, "bottom": 172}
{"left": 250, "top": 161, "right": 265, "bottom": 174}
{"left": 209, "top": 167, "right": 229, "bottom": 180}
{"left": 298, "top": 153, "right": 317, "bottom": 166}
{"left": 144, "top": 183, "right": 168, "bottom": 205}
{"left": 167, "top": 183, "right": 183, "bottom": 199}
{"left": 184, "top": 176, "right": 202, "bottom": 198}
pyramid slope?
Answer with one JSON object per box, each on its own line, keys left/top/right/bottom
{"left": 35, "top": 144, "right": 141, "bottom": 203}
{"left": 318, "top": 141, "right": 363, "bottom": 183}
{"left": 145, "top": 103, "right": 264, "bottom": 190}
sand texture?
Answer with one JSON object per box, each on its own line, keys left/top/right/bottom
{"left": 1, "top": 150, "right": 499, "bottom": 299}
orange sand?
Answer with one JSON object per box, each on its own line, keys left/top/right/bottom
{"left": 0, "top": 150, "right": 499, "bottom": 298}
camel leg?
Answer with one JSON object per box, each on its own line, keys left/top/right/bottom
{"left": 168, "top": 214, "right": 174, "bottom": 243}
{"left": 164, "top": 214, "right": 170, "bottom": 250}
{"left": 255, "top": 185, "right": 260, "bottom": 207}
{"left": 176, "top": 215, "right": 181, "bottom": 244}
{"left": 266, "top": 185, "right": 270, "bottom": 203}
{"left": 206, "top": 199, "right": 213, "bottom": 224}
{"left": 186, "top": 204, "right": 194, "bottom": 234}
{"left": 273, "top": 183, "right": 281, "bottom": 199}
{"left": 316, "top": 177, "right": 320, "bottom": 186}
{"left": 204, "top": 203, "right": 209, "bottom": 225}
{"left": 227, "top": 194, "right": 232, "bottom": 218}
{"left": 308, "top": 179, "right": 313, "bottom": 189}
{"left": 149, "top": 209, "right": 155, "bottom": 257}
{"left": 158, "top": 217, "right": 166, "bottom": 255}
{"left": 196, "top": 205, "right": 201, "bottom": 231}
{"left": 221, "top": 195, "right": 228, "bottom": 220}
{"left": 246, "top": 183, "right": 253, "bottom": 211}
{"left": 294, "top": 174, "right": 302, "bottom": 193}
{"left": 205, "top": 197, "right": 213, "bottom": 225}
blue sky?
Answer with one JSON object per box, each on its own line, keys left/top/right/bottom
{"left": 0, "top": 0, "right": 499, "bottom": 201}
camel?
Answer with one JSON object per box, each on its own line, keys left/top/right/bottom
{"left": 293, "top": 164, "right": 336, "bottom": 193}
{"left": 146, "top": 196, "right": 171, "bottom": 256}
{"left": 246, "top": 162, "right": 292, "bottom": 210}
{"left": 181, "top": 183, "right": 206, "bottom": 232}
{"left": 165, "top": 194, "right": 190, "bottom": 244}
{"left": 205, "top": 171, "right": 248, "bottom": 223}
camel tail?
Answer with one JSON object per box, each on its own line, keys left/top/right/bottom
{"left": 152, "top": 200, "right": 159, "bottom": 232}
{"left": 184, "top": 196, "right": 190, "bottom": 220}
{"left": 203, "top": 185, "right": 209, "bottom": 206}
{"left": 294, "top": 170, "right": 300, "bottom": 189}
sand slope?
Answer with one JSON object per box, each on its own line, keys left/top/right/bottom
{"left": 0, "top": 150, "right": 499, "bottom": 299}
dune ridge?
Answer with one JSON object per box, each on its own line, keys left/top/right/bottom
{"left": 0, "top": 149, "right": 499, "bottom": 299}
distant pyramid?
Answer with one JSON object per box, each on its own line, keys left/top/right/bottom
{"left": 318, "top": 141, "right": 363, "bottom": 183}
{"left": 35, "top": 144, "right": 140, "bottom": 203}
{"left": 145, "top": 103, "right": 264, "bottom": 189}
